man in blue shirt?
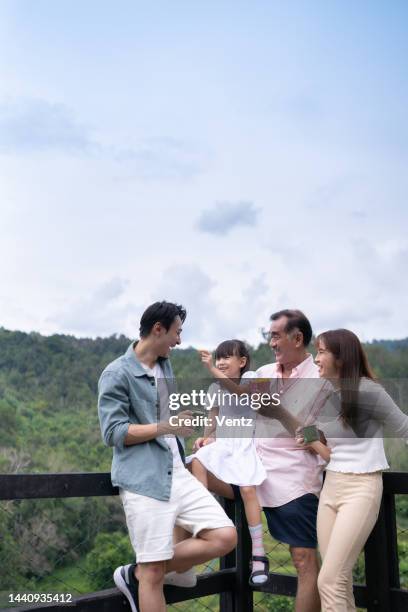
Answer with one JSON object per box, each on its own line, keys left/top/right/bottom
{"left": 98, "top": 301, "right": 236, "bottom": 612}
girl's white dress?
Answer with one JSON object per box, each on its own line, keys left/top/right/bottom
{"left": 192, "top": 371, "right": 266, "bottom": 486}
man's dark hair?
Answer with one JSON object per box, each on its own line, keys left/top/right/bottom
{"left": 139, "top": 301, "right": 187, "bottom": 338}
{"left": 270, "top": 309, "right": 312, "bottom": 346}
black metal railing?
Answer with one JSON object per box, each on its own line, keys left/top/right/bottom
{"left": 1, "top": 472, "right": 408, "bottom": 612}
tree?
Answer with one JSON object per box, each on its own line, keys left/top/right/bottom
{"left": 85, "top": 531, "right": 133, "bottom": 590}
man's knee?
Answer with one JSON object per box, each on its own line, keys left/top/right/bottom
{"left": 202, "top": 526, "right": 237, "bottom": 555}
{"left": 137, "top": 561, "right": 166, "bottom": 586}
{"left": 216, "top": 527, "right": 237, "bottom": 554}
{"left": 290, "top": 547, "right": 319, "bottom": 577}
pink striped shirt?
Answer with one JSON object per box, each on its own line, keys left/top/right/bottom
{"left": 255, "top": 355, "right": 329, "bottom": 507}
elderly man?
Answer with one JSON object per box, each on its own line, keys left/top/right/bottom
{"left": 256, "top": 309, "right": 328, "bottom": 612}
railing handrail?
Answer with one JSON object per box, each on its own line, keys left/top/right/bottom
{"left": 2, "top": 470, "right": 408, "bottom": 500}
{"left": 1, "top": 471, "right": 408, "bottom": 611}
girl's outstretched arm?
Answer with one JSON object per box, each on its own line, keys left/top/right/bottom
{"left": 199, "top": 349, "right": 252, "bottom": 395}
{"left": 261, "top": 403, "right": 301, "bottom": 435}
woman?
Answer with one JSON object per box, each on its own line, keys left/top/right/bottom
{"left": 307, "top": 329, "right": 408, "bottom": 612}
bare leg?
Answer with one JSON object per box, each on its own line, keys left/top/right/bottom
{"left": 239, "top": 486, "right": 262, "bottom": 526}
{"left": 166, "top": 525, "right": 198, "bottom": 584}
{"left": 290, "top": 547, "right": 321, "bottom": 612}
{"left": 135, "top": 562, "right": 166, "bottom": 612}
{"left": 134, "top": 528, "right": 236, "bottom": 609}
{"left": 207, "top": 471, "right": 234, "bottom": 499}
{"left": 191, "top": 459, "right": 235, "bottom": 500}
{"left": 166, "top": 527, "right": 237, "bottom": 573}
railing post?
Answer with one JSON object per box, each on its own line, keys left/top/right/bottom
{"left": 220, "top": 497, "right": 236, "bottom": 612}
{"left": 234, "top": 498, "right": 253, "bottom": 612}
{"left": 383, "top": 492, "right": 400, "bottom": 589}
{"left": 364, "top": 497, "right": 392, "bottom": 612}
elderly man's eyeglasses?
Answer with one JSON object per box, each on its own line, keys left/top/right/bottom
{"left": 261, "top": 329, "right": 282, "bottom": 342}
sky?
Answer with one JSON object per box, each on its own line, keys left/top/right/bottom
{"left": 1, "top": 0, "right": 407, "bottom": 348}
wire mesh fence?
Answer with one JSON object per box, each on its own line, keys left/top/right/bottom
{"left": 0, "top": 495, "right": 222, "bottom": 611}
{"left": 1, "top": 486, "right": 408, "bottom": 611}
{"left": 0, "top": 496, "right": 128, "bottom": 608}
{"left": 396, "top": 494, "right": 408, "bottom": 589}
{"left": 166, "top": 558, "right": 219, "bottom": 612}
{"left": 167, "top": 595, "right": 220, "bottom": 612}
{"left": 253, "top": 525, "right": 294, "bottom": 611}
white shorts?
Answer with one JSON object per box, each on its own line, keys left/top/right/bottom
{"left": 120, "top": 465, "right": 235, "bottom": 563}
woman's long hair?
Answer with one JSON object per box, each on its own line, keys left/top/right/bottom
{"left": 316, "top": 329, "right": 375, "bottom": 428}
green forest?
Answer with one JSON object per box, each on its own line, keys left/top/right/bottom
{"left": 0, "top": 327, "right": 407, "bottom": 609}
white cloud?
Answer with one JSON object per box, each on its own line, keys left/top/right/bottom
{"left": 49, "top": 277, "right": 136, "bottom": 336}
{"left": 154, "top": 264, "right": 217, "bottom": 346}
{"left": 113, "top": 137, "right": 209, "bottom": 180}
{"left": 196, "top": 201, "right": 260, "bottom": 235}
{"left": 153, "top": 264, "right": 276, "bottom": 348}
{"left": 0, "top": 96, "right": 209, "bottom": 181}
{"left": 1, "top": 4, "right": 407, "bottom": 345}
{"left": 0, "top": 98, "right": 95, "bottom": 154}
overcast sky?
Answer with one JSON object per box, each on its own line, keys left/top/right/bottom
{"left": 1, "top": 1, "right": 407, "bottom": 348}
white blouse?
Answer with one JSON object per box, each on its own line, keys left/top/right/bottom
{"left": 318, "top": 378, "right": 408, "bottom": 474}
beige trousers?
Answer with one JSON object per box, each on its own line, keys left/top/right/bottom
{"left": 317, "top": 470, "right": 383, "bottom": 612}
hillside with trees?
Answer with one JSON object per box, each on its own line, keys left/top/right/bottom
{"left": 0, "top": 327, "right": 407, "bottom": 603}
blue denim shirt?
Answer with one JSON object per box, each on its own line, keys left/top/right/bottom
{"left": 98, "top": 342, "right": 185, "bottom": 501}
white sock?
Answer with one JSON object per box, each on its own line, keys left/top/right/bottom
{"left": 248, "top": 523, "right": 268, "bottom": 584}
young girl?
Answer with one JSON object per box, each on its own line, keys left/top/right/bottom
{"left": 191, "top": 340, "right": 269, "bottom": 586}
{"left": 299, "top": 329, "right": 408, "bottom": 612}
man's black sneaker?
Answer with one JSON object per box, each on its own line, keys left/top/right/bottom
{"left": 113, "top": 564, "right": 139, "bottom": 612}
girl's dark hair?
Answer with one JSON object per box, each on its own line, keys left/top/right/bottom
{"left": 316, "top": 329, "right": 375, "bottom": 428}
{"left": 214, "top": 339, "right": 250, "bottom": 376}
{"left": 139, "top": 301, "right": 186, "bottom": 338}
